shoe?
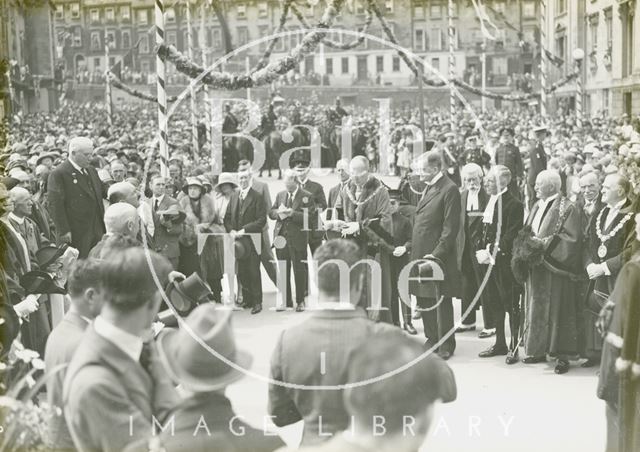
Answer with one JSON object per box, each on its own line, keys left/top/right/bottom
{"left": 412, "top": 310, "right": 422, "bottom": 320}
{"left": 251, "top": 304, "right": 262, "bottom": 315}
{"left": 554, "top": 360, "right": 570, "bottom": 374}
{"left": 478, "top": 345, "right": 508, "bottom": 358}
{"left": 478, "top": 328, "right": 496, "bottom": 338}
{"left": 404, "top": 323, "right": 418, "bottom": 335}
{"left": 505, "top": 350, "right": 520, "bottom": 365}
{"left": 456, "top": 324, "right": 476, "bottom": 333}
{"left": 295, "top": 302, "right": 305, "bottom": 312}
{"left": 275, "top": 306, "right": 286, "bottom": 312}
{"left": 581, "top": 358, "right": 598, "bottom": 368}
{"left": 424, "top": 340, "right": 438, "bottom": 352}
{"left": 522, "top": 355, "right": 546, "bottom": 364}
{"left": 438, "top": 350, "right": 453, "bottom": 360}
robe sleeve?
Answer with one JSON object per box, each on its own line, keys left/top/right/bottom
{"left": 545, "top": 202, "right": 582, "bottom": 273}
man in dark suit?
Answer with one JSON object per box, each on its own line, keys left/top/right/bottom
{"left": 268, "top": 240, "right": 397, "bottom": 446}
{"left": 238, "top": 160, "right": 278, "bottom": 287}
{"left": 295, "top": 160, "right": 327, "bottom": 255}
{"left": 476, "top": 166, "right": 524, "bottom": 362}
{"left": 45, "top": 259, "right": 103, "bottom": 450}
{"left": 147, "top": 175, "right": 182, "bottom": 268}
{"left": 456, "top": 163, "right": 489, "bottom": 333}
{"left": 47, "top": 137, "right": 106, "bottom": 258}
{"left": 269, "top": 170, "right": 316, "bottom": 311}
{"left": 410, "top": 151, "right": 461, "bottom": 360}
{"left": 527, "top": 126, "right": 548, "bottom": 207}
{"left": 63, "top": 248, "right": 179, "bottom": 452}
{"left": 494, "top": 127, "right": 524, "bottom": 199}
{"left": 224, "top": 169, "right": 267, "bottom": 314}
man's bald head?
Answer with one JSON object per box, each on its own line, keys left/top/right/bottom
{"left": 579, "top": 172, "right": 600, "bottom": 202}
{"left": 68, "top": 137, "right": 93, "bottom": 168}
{"left": 601, "top": 174, "right": 630, "bottom": 207}
{"left": 9, "top": 187, "right": 33, "bottom": 217}
{"left": 107, "top": 181, "right": 140, "bottom": 207}
{"left": 104, "top": 202, "right": 140, "bottom": 237}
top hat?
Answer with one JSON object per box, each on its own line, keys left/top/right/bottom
{"left": 156, "top": 204, "right": 187, "bottom": 224}
{"left": 36, "top": 243, "right": 68, "bottom": 270}
{"left": 20, "top": 270, "right": 66, "bottom": 295}
{"left": 165, "top": 273, "right": 213, "bottom": 317}
{"left": 157, "top": 305, "right": 252, "bottom": 392}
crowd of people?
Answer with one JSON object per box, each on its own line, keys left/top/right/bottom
{"left": 1, "top": 97, "right": 639, "bottom": 451}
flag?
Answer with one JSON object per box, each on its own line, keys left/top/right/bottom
{"left": 544, "top": 49, "right": 564, "bottom": 67}
{"left": 471, "top": 0, "right": 500, "bottom": 41}
{"left": 110, "top": 36, "right": 143, "bottom": 80}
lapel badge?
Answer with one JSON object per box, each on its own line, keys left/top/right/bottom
{"left": 302, "top": 196, "right": 309, "bottom": 203}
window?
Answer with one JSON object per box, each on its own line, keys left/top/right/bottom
{"left": 105, "top": 7, "right": 115, "bottom": 22}
{"left": 326, "top": 58, "right": 333, "bottom": 74}
{"left": 385, "top": 0, "right": 393, "bottom": 13}
{"left": 556, "top": 0, "right": 566, "bottom": 15}
{"left": 122, "top": 30, "right": 131, "bottom": 49}
{"left": 392, "top": 56, "right": 400, "bottom": 71}
{"left": 141, "top": 61, "right": 150, "bottom": 73}
{"left": 167, "top": 31, "right": 177, "bottom": 47}
{"left": 523, "top": 1, "right": 536, "bottom": 18}
{"left": 258, "top": 2, "right": 268, "bottom": 18}
{"left": 290, "top": 29, "right": 300, "bottom": 48}
{"left": 237, "top": 4, "right": 246, "bottom": 19}
{"left": 555, "top": 34, "right": 566, "bottom": 65}
{"left": 493, "top": 1, "right": 506, "bottom": 14}
{"left": 451, "top": 27, "right": 458, "bottom": 50}
{"left": 140, "top": 35, "right": 149, "bottom": 54}
{"left": 93, "top": 57, "right": 101, "bottom": 70}
{"left": 428, "top": 28, "right": 442, "bottom": 51}
{"left": 258, "top": 25, "right": 269, "bottom": 50}
{"left": 121, "top": 6, "right": 131, "bottom": 21}
{"left": 237, "top": 27, "right": 249, "bottom": 45}
{"left": 106, "top": 31, "right": 116, "bottom": 49}
{"left": 415, "top": 29, "right": 425, "bottom": 52}
{"left": 431, "top": 57, "right": 440, "bottom": 72}
{"left": 70, "top": 3, "right": 80, "bottom": 19}
{"left": 430, "top": 3, "right": 441, "bottom": 19}
{"left": 355, "top": 0, "right": 366, "bottom": 14}
{"left": 376, "top": 55, "right": 384, "bottom": 72}
{"left": 55, "top": 5, "right": 64, "bottom": 20}
{"left": 492, "top": 56, "right": 508, "bottom": 75}
{"left": 91, "top": 31, "right": 101, "bottom": 51}
{"left": 212, "top": 29, "right": 222, "bottom": 50}
{"left": 341, "top": 57, "right": 349, "bottom": 74}
{"left": 414, "top": 5, "right": 424, "bottom": 20}
{"left": 72, "top": 27, "right": 82, "bottom": 47}
{"left": 108, "top": 57, "right": 115, "bottom": 67}
{"left": 137, "top": 9, "right": 148, "bottom": 25}
{"left": 166, "top": 7, "right": 175, "bottom": 22}
{"left": 90, "top": 9, "right": 99, "bottom": 23}
{"left": 589, "top": 15, "right": 598, "bottom": 52}
{"left": 604, "top": 8, "right": 612, "bottom": 50}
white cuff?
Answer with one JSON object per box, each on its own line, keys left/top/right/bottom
{"left": 601, "top": 263, "right": 611, "bottom": 276}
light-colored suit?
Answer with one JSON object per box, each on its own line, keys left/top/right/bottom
{"left": 44, "top": 310, "right": 89, "bottom": 449}
{"left": 63, "top": 325, "right": 178, "bottom": 452}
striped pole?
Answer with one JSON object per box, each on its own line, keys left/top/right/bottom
{"left": 448, "top": 0, "right": 455, "bottom": 129}
{"left": 575, "top": 60, "right": 583, "bottom": 129}
{"left": 155, "top": 0, "right": 169, "bottom": 177}
{"left": 185, "top": 0, "right": 198, "bottom": 153}
{"left": 200, "top": 1, "right": 212, "bottom": 149}
{"left": 105, "top": 43, "right": 112, "bottom": 125}
{"left": 539, "top": 0, "right": 547, "bottom": 118}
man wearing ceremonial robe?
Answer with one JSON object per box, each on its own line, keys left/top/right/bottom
{"left": 523, "top": 170, "right": 583, "bottom": 374}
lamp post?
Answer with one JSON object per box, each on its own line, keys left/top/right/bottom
{"left": 572, "top": 48, "right": 584, "bottom": 130}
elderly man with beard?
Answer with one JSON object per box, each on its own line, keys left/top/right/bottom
{"left": 331, "top": 156, "right": 392, "bottom": 322}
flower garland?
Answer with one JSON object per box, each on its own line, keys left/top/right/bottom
{"left": 290, "top": 2, "right": 373, "bottom": 51}
{"left": 108, "top": 73, "right": 204, "bottom": 103}
{"left": 251, "top": 0, "right": 295, "bottom": 73}
{"left": 159, "top": 0, "right": 346, "bottom": 89}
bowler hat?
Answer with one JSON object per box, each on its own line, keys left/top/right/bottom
{"left": 157, "top": 305, "right": 252, "bottom": 392}
{"left": 165, "top": 273, "right": 213, "bottom": 316}
{"left": 20, "top": 270, "right": 66, "bottom": 295}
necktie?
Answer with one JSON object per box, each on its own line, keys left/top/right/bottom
{"left": 153, "top": 198, "right": 159, "bottom": 212}
{"left": 286, "top": 192, "right": 293, "bottom": 208}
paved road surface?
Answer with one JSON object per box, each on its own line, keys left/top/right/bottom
{"left": 220, "top": 173, "right": 606, "bottom": 452}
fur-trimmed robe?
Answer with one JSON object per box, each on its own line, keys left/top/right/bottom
{"left": 523, "top": 196, "right": 583, "bottom": 357}
{"left": 334, "top": 176, "right": 393, "bottom": 323}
